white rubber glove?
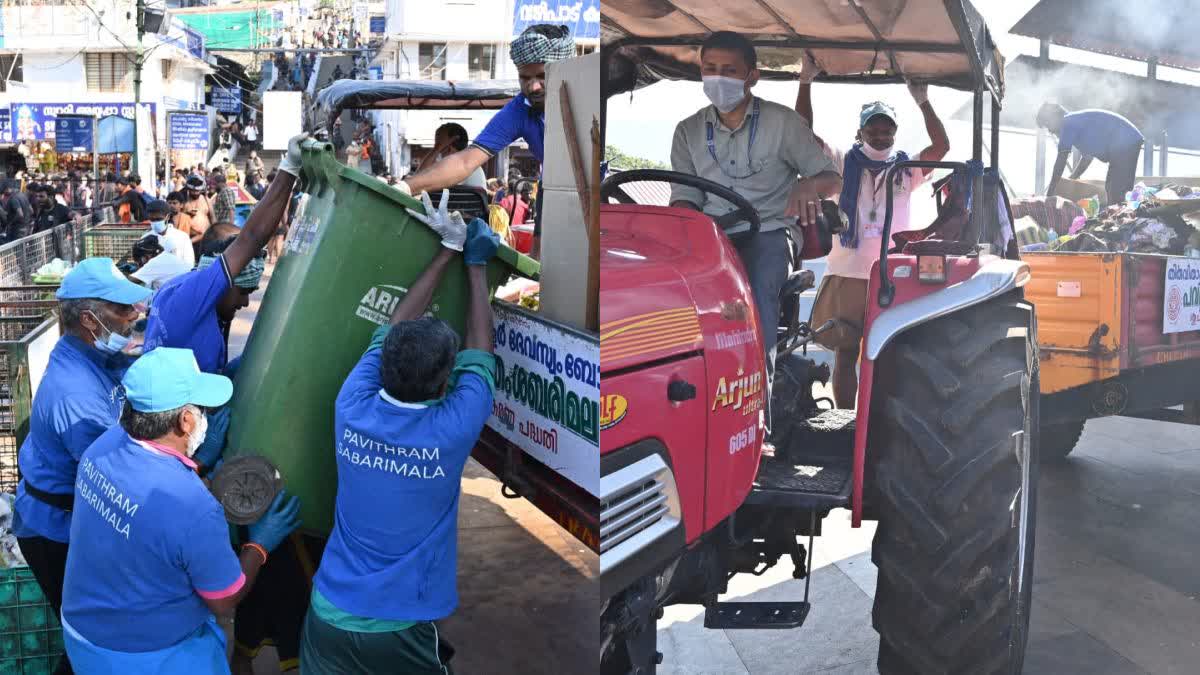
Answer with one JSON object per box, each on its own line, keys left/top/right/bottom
{"left": 395, "top": 179, "right": 414, "bottom": 197}
{"left": 405, "top": 189, "right": 467, "bottom": 251}
{"left": 276, "top": 133, "right": 310, "bottom": 176}
{"left": 907, "top": 81, "right": 929, "bottom": 106}
{"left": 798, "top": 51, "right": 822, "bottom": 85}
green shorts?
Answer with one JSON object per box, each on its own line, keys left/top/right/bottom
{"left": 299, "top": 609, "right": 455, "bottom": 675}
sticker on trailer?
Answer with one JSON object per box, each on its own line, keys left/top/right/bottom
{"left": 1163, "top": 258, "right": 1200, "bottom": 334}
{"left": 1056, "top": 281, "right": 1082, "bottom": 298}
{"left": 488, "top": 304, "right": 599, "bottom": 496}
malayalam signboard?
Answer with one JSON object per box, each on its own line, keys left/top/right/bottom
{"left": 512, "top": 0, "right": 599, "bottom": 39}
{"left": 487, "top": 304, "right": 599, "bottom": 496}
{"left": 168, "top": 112, "right": 209, "bottom": 150}
{"left": 211, "top": 86, "right": 242, "bottom": 115}
{"left": 1164, "top": 258, "right": 1200, "bottom": 334}
{"left": 8, "top": 102, "right": 155, "bottom": 142}
{"left": 53, "top": 116, "right": 93, "bottom": 152}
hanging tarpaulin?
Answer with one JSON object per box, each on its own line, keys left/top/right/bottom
{"left": 97, "top": 115, "right": 135, "bottom": 154}
{"left": 54, "top": 116, "right": 93, "bottom": 153}
{"left": 513, "top": 0, "right": 599, "bottom": 39}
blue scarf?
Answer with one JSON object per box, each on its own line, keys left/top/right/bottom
{"left": 838, "top": 144, "right": 909, "bottom": 248}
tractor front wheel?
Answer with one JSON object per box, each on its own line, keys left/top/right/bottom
{"left": 869, "top": 293, "right": 1037, "bottom": 675}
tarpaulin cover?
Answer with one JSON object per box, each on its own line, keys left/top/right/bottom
{"left": 96, "top": 115, "right": 134, "bottom": 154}
{"left": 602, "top": 0, "right": 1003, "bottom": 100}
{"left": 314, "top": 79, "right": 521, "bottom": 126}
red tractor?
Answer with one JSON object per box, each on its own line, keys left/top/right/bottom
{"left": 599, "top": 2, "right": 1038, "bottom": 674}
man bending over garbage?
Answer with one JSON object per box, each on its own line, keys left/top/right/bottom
{"left": 299, "top": 191, "right": 501, "bottom": 674}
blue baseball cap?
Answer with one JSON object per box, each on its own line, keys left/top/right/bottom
{"left": 56, "top": 258, "right": 152, "bottom": 305}
{"left": 123, "top": 348, "right": 233, "bottom": 413}
{"left": 859, "top": 101, "right": 898, "bottom": 129}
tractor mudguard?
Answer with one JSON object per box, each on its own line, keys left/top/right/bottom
{"left": 849, "top": 256, "right": 1031, "bottom": 526}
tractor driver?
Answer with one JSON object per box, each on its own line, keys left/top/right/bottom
{"left": 669, "top": 31, "right": 842, "bottom": 438}
{"left": 794, "top": 53, "right": 950, "bottom": 409}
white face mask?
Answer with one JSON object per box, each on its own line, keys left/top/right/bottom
{"left": 861, "top": 143, "right": 896, "bottom": 162}
{"left": 185, "top": 407, "right": 208, "bottom": 457}
{"left": 702, "top": 76, "right": 748, "bottom": 114}
{"left": 151, "top": 220, "right": 168, "bottom": 235}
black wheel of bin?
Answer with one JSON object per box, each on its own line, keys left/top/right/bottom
{"left": 869, "top": 292, "right": 1038, "bottom": 675}
{"left": 1039, "top": 420, "right": 1086, "bottom": 463}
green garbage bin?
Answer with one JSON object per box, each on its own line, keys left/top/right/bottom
{"left": 225, "top": 139, "right": 538, "bottom": 535}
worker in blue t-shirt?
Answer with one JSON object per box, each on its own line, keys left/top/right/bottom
{"left": 398, "top": 23, "right": 576, "bottom": 259}
{"left": 59, "top": 348, "right": 300, "bottom": 674}
{"left": 12, "top": 257, "right": 152, "bottom": 675}
{"left": 143, "top": 132, "right": 309, "bottom": 375}
{"left": 298, "top": 191, "right": 502, "bottom": 674}
{"left": 1037, "top": 103, "right": 1145, "bottom": 206}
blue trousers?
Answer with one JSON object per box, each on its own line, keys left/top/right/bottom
{"left": 732, "top": 228, "right": 791, "bottom": 436}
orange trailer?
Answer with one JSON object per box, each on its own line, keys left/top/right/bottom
{"left": 1025, "top": 251, "right": 1200, "bottom": 459}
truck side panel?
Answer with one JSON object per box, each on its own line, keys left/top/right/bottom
{"left": 1024, "top": 252, "right": 1123, "bottom": 394}
{"left": 1125, "top": 255, "right": 1200, "bottom": 368}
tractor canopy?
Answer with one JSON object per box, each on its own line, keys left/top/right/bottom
{"left": 602, "top": 0, "right": 1004, "bottom": 102}
{"left": 313, "top": 78, "right": 521, "bottom": 129}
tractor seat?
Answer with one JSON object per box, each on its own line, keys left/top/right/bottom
{"left": 781, "top": 269, "right": 816, "bottom": 299}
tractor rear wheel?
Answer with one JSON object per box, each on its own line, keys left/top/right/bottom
{"left": 869, "top": 293, "right": 1037, "bottom": 675}
{"left": 1039, "top": 420, "right": 1085, "bottom": 462}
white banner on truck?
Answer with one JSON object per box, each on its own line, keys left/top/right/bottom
{"left": 1163, "top": 257, "right": 1200, "bottom": 334}
{"left": 488, "top": 303, "right": 599, "bottom": 496}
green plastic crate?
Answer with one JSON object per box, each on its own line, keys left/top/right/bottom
{"left": 0, "top": 566, "right": 64, "bottom": 675}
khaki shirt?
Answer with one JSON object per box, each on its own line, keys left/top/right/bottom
{"left": 670, "top": 96, "right": 837, "bottom": 233}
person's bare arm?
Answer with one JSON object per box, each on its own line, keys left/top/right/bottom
{"left": 794, "top": 83, "right": 814, "bottom": 128}
{"left": 403, "top": 147, "right": 490, "bottom": 195}
{"left": 224, "top": 172, "right": 297, "bottom": 277}
{"left": 204, "top": 195, "right": 217, "bottom": 226}
{"left": 465, "top": 265, "right": 493, "bottom": 353}
{"left": 1069, "top": 154, "right": 1094, "bottom": 179}
{"left": 200, "top": 548, "right": 265, "bottom": 617}
{"left": 1046, "top": 150, "right": 1070, "bottom": 197}
{"left": 390, "top": 248, "right": 456, "bottom": 325}
{"left": 915, "top": 100, "right": 950, "bottom": 175}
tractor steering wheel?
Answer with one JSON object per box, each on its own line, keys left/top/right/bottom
{"left": 600, "top": 169, "right": 762, "bottom": 237}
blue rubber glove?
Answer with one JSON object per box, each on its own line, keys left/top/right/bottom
{"left": 247, "top": 490, "right": 301, "bottom": 553}
{"left": 193, "top": 406, "right": 231, "bottom": 473}
{"left": 464, "top": 218, "right": 500, "bottom": 266}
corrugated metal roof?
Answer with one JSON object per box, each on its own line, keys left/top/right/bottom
{"left": 604, "top": 169, "right": 672, "bottom": 206}
{"left": 1010, "top": 0, "right": 1200, "bottom": 70}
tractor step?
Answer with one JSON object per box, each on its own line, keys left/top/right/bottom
{"left": 745, "top": 457, "right": 852, "bottom": 509}
{"left": 704, "top": 601, "right": 811, "bottom": 630}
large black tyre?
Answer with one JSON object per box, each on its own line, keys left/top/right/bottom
{"left": 1039, "top": 420, "right": 1085, "bottom": 463}
{"left": 869, "top": 293, "right": 1038, "bottom": 675}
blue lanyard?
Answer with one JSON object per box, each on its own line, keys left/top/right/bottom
{"left": 706, "top": 99, "right": 760, "bottom": 179}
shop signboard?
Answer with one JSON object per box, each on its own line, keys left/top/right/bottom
{"left": 168, "top": 112, "right": 209, "bottom": 151}
{"left": 0, "top": 109, "right": 10, "bottom": 143}
{"left": 512, "top": 0, "right": 599, "bottom": 39}
{"left": 9, "top": 102, "right": 155, "bottom": 142}
{"left": 369, "top": 15, "right": 386, "bottom": 34}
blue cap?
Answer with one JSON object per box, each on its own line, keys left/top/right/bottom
{"left": 859, "top": 101, "right": 898, "bottom": 129}
{"left": 123, "top": 348, "right": 233, "bottom": 413}
{"left": 56, "top": 258, "right": 152, "bottom": 305}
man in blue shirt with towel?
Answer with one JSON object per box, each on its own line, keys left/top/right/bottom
{"left": 60, "top": 347, "right": 300, "bottom": 673}
{"left": 298, "top": 194, "right": 501, "bottom": 673}
{"left": 1038, "top": 103, "right": 1144, "bottom": 206}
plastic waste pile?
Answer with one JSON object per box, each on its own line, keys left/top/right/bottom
{"left": 1022, "top": 183, "right": 1200, "bottom": 255}
{"left": 33, "top": 259, "right": 72, "bottom": 285}
{"left": 0, "top": 493, "right": 26, "bottom": 568}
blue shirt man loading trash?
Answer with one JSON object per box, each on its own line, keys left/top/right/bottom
{"left": 59, "top": 347, "right": 300, "bottom": 673}
{"left": 398, "top": 23, "right": 575, "bottom": 258}
{"left": 298, "top": 190, "right": 502, "bottom": 674}
{"left": 11, "top": 257, "right": 151, "bottom": 675}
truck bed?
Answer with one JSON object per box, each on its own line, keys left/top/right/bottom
{"left": 1024, "top": 251, "right": 1200, "bottom": 395}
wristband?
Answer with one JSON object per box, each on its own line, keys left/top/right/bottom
{"left": 242, "top": 542, "right": 268, "bottom": 565}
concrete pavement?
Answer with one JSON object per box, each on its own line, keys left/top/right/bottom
{"left": 230, "top": 265, "right": 599, "bottom": 674}
{"left": 658, "top": 413, "right": 1200, "bottom": 674}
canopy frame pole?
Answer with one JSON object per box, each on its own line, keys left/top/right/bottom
{"left": 1145, "top": 59, "right": 1157, "bottom": 177}
{"left": 846, "top": 1, "right": 900, "bottom": 74}
{"left": 656, "top": 0, "right": 713, "bottom": 32}
{"left": 749, "top": 0, "right": 802, "bottom": 37}
{"left": 1034, "top": 39, "right": 1048, "bottom": 192}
